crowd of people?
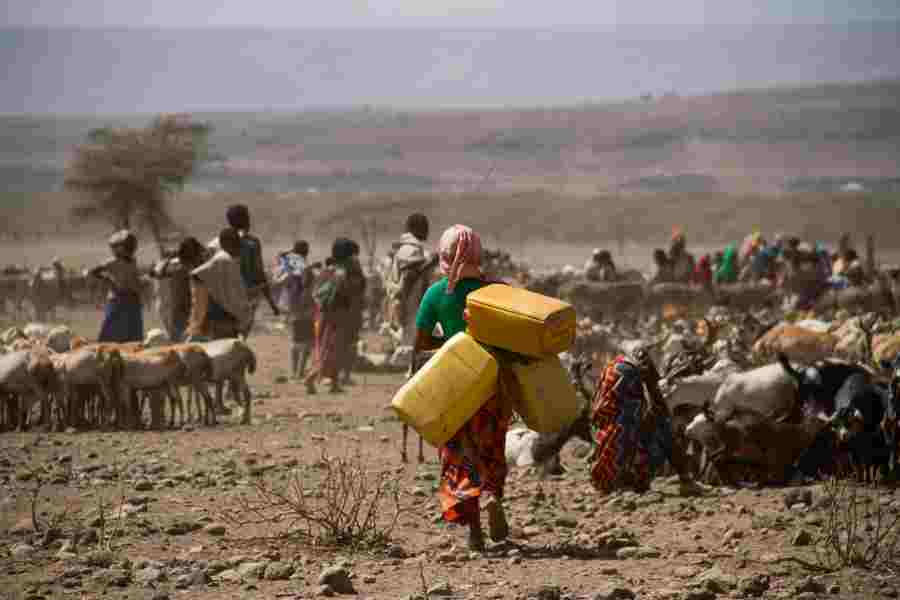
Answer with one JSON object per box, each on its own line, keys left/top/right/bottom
{"left": 90, "top": 209, "right": 886, "bottom": 551}
{"left": 583, "top": 229, "right": 870, "bottom": 309}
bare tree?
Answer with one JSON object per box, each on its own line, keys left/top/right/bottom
{"left": 64, "top": 114, "right": 210, "bottom": 256}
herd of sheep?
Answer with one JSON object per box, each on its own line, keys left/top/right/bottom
{"left": 0, "top": 324, "right": 256, "bottom": 433}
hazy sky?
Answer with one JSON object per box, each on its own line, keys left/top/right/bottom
{"left": 5, "top": 0, "right": 900, "bottom": 28}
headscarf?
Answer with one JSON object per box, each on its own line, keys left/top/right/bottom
{"left": 715, "top": 243, "right": 738, "bottom": 284}
{"left": 439, "top": 224, "right": 482, "bottom": 293}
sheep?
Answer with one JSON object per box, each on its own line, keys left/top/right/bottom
{"left": 0, "top": 350, "right": 55, "bottom": 431}
{"left": 139, "top": 344, "right": 215, "bottom": 426}
{"left": 117, "top": 349, "right": 187, "bottom": 430}
{"left": 51, "top": 348, "right": 124, "bottom": 430}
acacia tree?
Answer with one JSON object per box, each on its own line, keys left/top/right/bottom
{"left": 64, "top": 114, "right": 210, "bottom": 255}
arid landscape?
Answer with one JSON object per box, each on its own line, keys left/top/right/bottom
{"left": 2, "top": 310, "right": 900, "bottom": 600}
{"left": 3, "top": 18, "right": 900, "bottom": 599}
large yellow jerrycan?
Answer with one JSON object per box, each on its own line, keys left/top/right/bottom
{"left": 466, "top": 284, "right": 576, "bottom": 358}
{"left": 391, "top": 332, "right": 498, "bottom": 448}
{"left": 511, "top": 355, "right": 580, "bottom": 433}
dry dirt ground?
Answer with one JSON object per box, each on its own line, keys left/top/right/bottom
{"left": 2, "top": 308, "right": 900, "bottom": 600}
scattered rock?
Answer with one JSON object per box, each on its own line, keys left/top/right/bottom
{"left": 204, "top": 523, "right": 227, "bottom": 536}
{"left": 264, "top": 561, "right": 294, "bottom": 581}
{"left": 674, "top": 566, "right": 701, "bottom": 579}
{"left": 591, "top": 585, "right": 636, "bottom": 600}
{"left": 134, "top": 479, "right": 154, "bottom": 492}
{"left": 135, "top": 567, "right": 165, "bottom": 586}
{"left": 528, "top": 585, "right": 561, "bottom": 600}
{"left": 738, "top": 574, "right": 770, "bottom": 597}
{"left": 427, "top": 581, "right": 453, "bottom": 596}
{"left": 722, "top": 528, "right": 743, "bottom": 544}
{"left": 11, "top": 543, "right": 36, "bottom": 559}
{"left": 792, "top": 577, "right": 826, "bottom": 595}
{"left": 615, "top": 546, "right": 659, "bottom": 560}
{"left": 555, "top": 515, "right": 578, "bottom": 528}
{"left": 236, "top": 561, "right": 268, "bottom": 580}
{"left": 318, "top": 566, "right": 355, "bottom": 595}
{"left": 694, "top": 566, "right": 737, "bottom": 593}
{"left": 316, "top": 584, "right": 336, "bottom": 597}
{"left": 791, "top": 529, "right": 813, "bottom": 546}
{"left": 217, "top": 569, "right": 242, "bottom": 584}
{"left": 784, "top": 488, "right": 813, "bottom": 509}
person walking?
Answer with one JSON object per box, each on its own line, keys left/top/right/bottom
{"left": 413, "top": 224, "right": 513, "bottom": 551}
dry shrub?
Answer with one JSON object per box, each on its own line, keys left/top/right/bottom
{"left": 814, "top": 476, "right": 900, "bottom": 572}
{"left": 222, "top": 450, "right": 402, "bottom": 550}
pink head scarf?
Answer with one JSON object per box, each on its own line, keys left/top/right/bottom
{"left": 439, "top": 224, "right": 483, "bottom": 293}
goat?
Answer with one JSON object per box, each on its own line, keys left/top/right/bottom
{"left": 401, "top": 350, "right": 435, "bottom": 463}
{"left": 195, "top": 339, "right": 257, "bottom": 425}
{"left": 753, "top": 324, "right": 838, "bottom": 364}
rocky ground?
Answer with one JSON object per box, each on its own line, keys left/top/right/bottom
{"left": 2, "top": 332, "right": 900, "bottom": 600}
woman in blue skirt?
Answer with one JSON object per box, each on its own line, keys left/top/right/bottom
{"left": 90, "top": 230, "right": 144, "bottom": 343}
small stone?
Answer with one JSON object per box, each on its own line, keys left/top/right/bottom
{"left": 722, "top": 528, "right": 743, "bottom": 544}
{"left": 827, "top": 584, "right": 841, "bottom": 594}
{"left": 135, "top": 567, "right": 165, "bottom": 586}
{"left": 236, "top": 561, "right": 268, "bottom": 580}
{"left": 427, "top": 581, "right": 453, "bottom": 596}
{"left": 134, "top": 479, "right": 154, "bottom": 492}
{"left": 694, "top": 566, "right": 737, "bottom": 593}
{"left": 264, "top": 561, "right": 294, "bottom": 581}
{"left": 784, "top": 488, "right": 813, "bottom": 509}
{"left": 217, "top": 569, "right": 242, "bottom": 584}
{"left": 318, "top": 566, "right": 355, "bottom": 594}
{"left": 674, "top": 566, "right": 701, "bottom": 579}
{"left": 555, "top": 515, "right": 578, "bottom": 528}
{"left": 793, "top": 577, "right": 826, "bottom": 595}
{"left": 151, "top": 592, "right": 170, "bottom": 600}
{"left": 363, "top": 575, "right": 377, "bottom": 584}
{"left": 11, "top": 543, "right": 36, "bottom": 559}
{"left": 738, "top": 574, "right": 770, "bottom": 597}
{"left": 591, "top": 586, "right": 636, "bottom": 600}
{"left": 436, "top": 551, "right": 456, "bottom": 564}
{"left": 204, "top": 523, "right": 227, "bottom": 536}
{"left": 791, "top": 529, "right": 813, "bottom": 546}
{"left": 316, "top": 584, "right": 336, "bottom": 597}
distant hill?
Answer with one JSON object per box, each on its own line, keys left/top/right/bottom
{"left": 1, "top": 78, "right": 899, "bottom": 196}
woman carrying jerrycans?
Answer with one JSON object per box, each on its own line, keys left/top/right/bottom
{"left": 413, "top": 224, "right": 513, "bottom": 551}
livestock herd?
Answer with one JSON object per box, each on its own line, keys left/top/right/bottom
{"left": 6, "top": 251, "right": 900, "bottom": 492}
{"left": 0, "top": 325, "right": 256, "bottom": 434}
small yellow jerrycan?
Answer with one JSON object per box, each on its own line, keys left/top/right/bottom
{"left": 391, "top": 332, "right": 499, "bottom": 448}
{"left": 511, "top": 355, "right": 580, "bottom": 433}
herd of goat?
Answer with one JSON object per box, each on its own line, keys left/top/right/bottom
{"left": 524, "top": 310, "right": 900, "bottom": 487}
{"left": 0, "top": 329, "right": 256, "bottom": 433}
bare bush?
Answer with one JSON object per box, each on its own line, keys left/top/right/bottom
{"left": 220, "top": 450, "right": 402, "bottom": 550}
{"left": 814, "top": 476, "right": 900, "bottom": 572}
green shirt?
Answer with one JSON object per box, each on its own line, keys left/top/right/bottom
{"left": 415, "top": 277, "right": 487, "bottom": 341}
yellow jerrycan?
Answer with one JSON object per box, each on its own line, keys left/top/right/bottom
{"left": 391, "top": 332, "right": 499, "bottom": 448}
{"left": 511, "top": 355, "right": 580, "bottom": 433}
{"left": 465, "top": 284, "right": 576, "bottom": 358}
